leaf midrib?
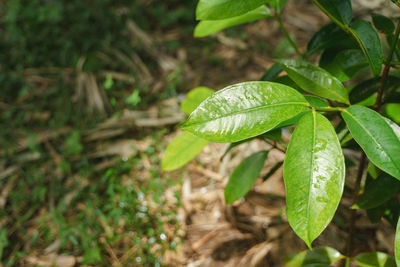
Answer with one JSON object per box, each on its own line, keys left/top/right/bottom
{"left": 184, "top": 101, "right": 308, "bottom": 128}
{"left": 306, "top": 109, "right": 317, "bottom": 246}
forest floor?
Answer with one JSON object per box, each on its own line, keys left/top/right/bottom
{"left": 0, "top": 1, "right": 397, "bottom": 266}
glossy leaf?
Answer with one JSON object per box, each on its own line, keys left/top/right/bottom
{"left": 277, "top": 58, "right": 350, "bottom": 104}
{"left": 225, "top": 151, "right": 268, "bottom": 204}
{"left": 372, "top": 13, "right": 395, "bottom": 35}
{"left": 355, "top": 252, "right": 396, "bottom": 267}
{"left": 182, "top": 81, "right": 309, "bottom": 143}
{"left": 354, "top": 174, "right": 400, "bottom": 209}
{"left": 312, "top": 0, "right": 352, "bottom": 26}
{"left": 283, "top": 111, "right": 345, "bottom": 248}
{"left": 162, "top": 131, "right": 208, "bottom": 171}
{"left": 196, "top": 0, "right": 270, "bottom": 20}
{"left": 284, "top": 246, "right": 343, "bottom": 267}
{"left": 194, "top": 6, "right": 272, "bottom": 37}
{"left": 395, "top": 217, "right": 400, "bottom": 266}
{"left": 307, "top": 23, "right": 356, "bottom": 55}
{"left": 342, "top": 106, "right": 400, "bottom": 180}
{"left": 181, "top": 87, "right": 214, "bottom": 115}
{"left": 350, "top": 20, "right": 383, "bottom": 76}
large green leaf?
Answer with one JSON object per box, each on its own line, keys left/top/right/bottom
{"left": 196, "top": 0, "right": 270, "bottom": 20}
{"left": 225, "top": 151, "right": 268, "bottom": 204}
{"left": 182, "top": 81, "right": 309, "bottom": 143}
{"left": 194, "top": 6, "right": 272, "bottom": 37}
{"left": 312, "top": 0, "right": 352, "bottom": 25}
{"left": 354, "top": 174, "right": 400, "bottom": 209}
{"left": 277, "top": 58, "right": 350, "bottom": 104}
{"left": 349, "top": 20, "right": 383, "bottom": 76}
{"left": 283, "top": 111, "right": 345, "bottom": 248}
{"left": 341, "top": 106, "right": 400, "bottom": 180}
{"left": 396, "top": 217, "right": 400, "bottom": 266}
{"left": 162, "top": 131, "right": 208, "bottom": 171}
{"left": 355, "top": 252, "right": 396, "bottom": 267}
{"left": 284, "top": 246, "right": 343, "bottom": 267}
{"left": 181, "top": 87, "right": 214, "bottom": 115}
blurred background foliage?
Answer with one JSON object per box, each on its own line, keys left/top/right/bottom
{"left": 0, "top": 0, "right": 198, "bottom": 265}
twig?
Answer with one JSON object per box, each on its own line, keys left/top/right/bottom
{"left": 274, "top": 15, "right": 303, "bottom": 58}
{"left": 344, "top": 152, "right": 367, "bottom": 265}
{"left": 374, "top": 19, "right": 400, "bottom": 110}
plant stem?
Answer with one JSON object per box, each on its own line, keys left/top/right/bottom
{"left": 343, "top": 152, "right": 367, "bottom": 265}
{"left": 373, "top": 19, "right": 400, "bottom": 110}
{"left": 274, "top": 15, "right": 302, "bottom": 58}
{"left": 313, "top": 106, "right": 345, "bottom": 112}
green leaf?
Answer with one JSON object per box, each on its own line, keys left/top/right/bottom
{"left": 283, "top": 111, "right": 345, "bottom": 248}
{"left": 194, "top": 6, "right": 272, "bottom": 37}
{"left": 225, "top": 151, "right": 268, "bottom": 204}
{"left": 355, "top": 252, "right": 396, "bottom": 267}
{"left": 395, "top": 217, "right": 400, "bottom": 266}
{"left": 284, "top": 246, "right": 343, "bottom": 267}
{"left": 341, "top": 106, "right": 400, "bottom": 180}
{"left": 372, "top": 13, "right": 395, "bottom": 35}
{"left": 196, "top": 0, "right": 271, "bottom": 20}
{"left": 307, "top": 23, "right": 356, "bottom": 55}
{"left": 269, "top": 0, "right": 288, "bottom": 13}
{"left": 349, "top": 76, "right": 400, "bottom": 104}
{"left": 162, "top": 131, "right": 208, "bottom": 171}
{"left": 385, "top": 103, "right": 400, "bottom": 123}
{"left": 261, "top": 63, "right": 283, "bottom": 81}
{"left": 312, "top": 0, "right": 352, "bottom": 26}
{"left": 354, "top": 174, "right": 400, "bottom": 209}
{"left": 331, "top": 49, "right": 368, "bottom": 81}
{"left": 276, "top": 58, "right": 350, "bottom": 104}
{"left": 181, "top": 86, "right": 214, "bottom": 115}
{"left": 305, "top": 96, "right": 329, "bottom": 108}
{"left": 182, "top": 81, "right": 308, "bottom": 143}
{"left": 349, "top": 20, "right": 383, "bottom": 76}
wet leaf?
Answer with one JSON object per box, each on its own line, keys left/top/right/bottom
{"left": 342, "top": 106, "right": 400, "bottom": 180}
{"left": 194, "top": 6, "right": 272, "bottom": 37}
{"left": 182, "top": 81, "right": 308, "bottom": 143}
{"left": 350, "top": 20, "right": 383, "bottom": 76}
{"left": 283, "top": 111, "right": 345, "bottom": 248}
{"left": 355, "top": 252, "right": 396, "bottom": 267}
{"left": 196, "top": 0, "right": 271, "bottom": 20}
{"left": 284, "top": 246, "right": 343, "bottom": 267}
{"left": 225, "top": 151, "right": 268, "bottom": 204}
{"left": 181, "top": 87, "right": 214, "bottom": 115}
{"left": 162, "top": 131, "right": 208, "bottom": 171}
{"left": 277, "top": 58, "right": 349, "bottom": 104}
